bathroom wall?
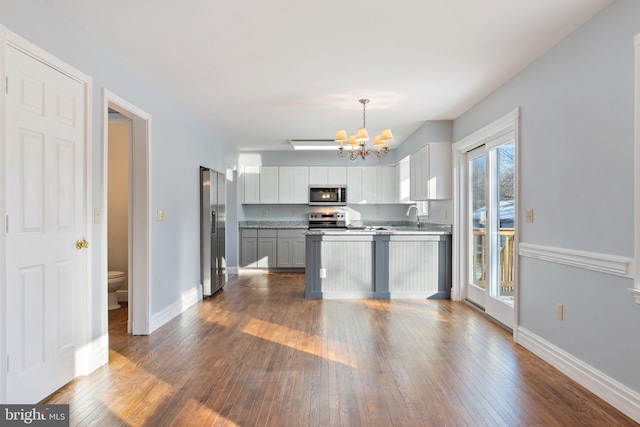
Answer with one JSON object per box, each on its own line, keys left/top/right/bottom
{"left": 107, "top": 120, "right": 129, "bottom": 291}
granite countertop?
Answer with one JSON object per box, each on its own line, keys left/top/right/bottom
{"left": 240, "top": 221, "right": 452, "bottom": 235}
{"left": 306, "top": 224, "right": 451, "bottom": 236}
{"left": 239, "top": 221, "right": 309, "bottom": 229}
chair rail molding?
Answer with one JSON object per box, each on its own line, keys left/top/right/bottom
{"left": 519, "top": 243, "right": 633, "bottom": 278}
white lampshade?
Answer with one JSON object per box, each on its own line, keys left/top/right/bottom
{"left": 380, "top": 128, "right": 394, "bottom": 141}
{"left": 347, "top": 134, "right": 358, "bottom": 147}
{"left": 373, "top": 135, "right": 382, "bottom": 146}
{"left": 355, "top": 127, "right": 370, "bottom": 142}
{"left": 335, "top": 129, "right": 348, "bottom": 142}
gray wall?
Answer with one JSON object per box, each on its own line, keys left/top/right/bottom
{"left": 454, "top": 0, "right": 640, "bottom": 392}
{"left": 0, "top": 1, "right": 240, "bottom": 339}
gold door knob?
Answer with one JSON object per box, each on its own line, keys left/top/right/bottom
{"left": 75, "top": 239, "right": 89, "bottom": 250}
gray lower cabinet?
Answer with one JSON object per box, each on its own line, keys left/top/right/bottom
{"left": 240, "top": 228, "right": 306, "bottom": 269}
{"left": 257, "top": 229, "right": 277, "bottom": 268}
{"left": 276, "top": 229, "right": 306, "bottom": 268}
{"left": 240, "top": 229, "right": 258, "bottom": 267}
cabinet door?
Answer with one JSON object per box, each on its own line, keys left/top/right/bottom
{"left": 292, "top": 166, "right": 309, "bottom": 203}
{"left": 362, "top": 167, "right": 378, "bottom": 204}
{"left": 241, "top": 237, "right": 258, "bottom": 267}
{"left": 257, "top": 236, "right": 277, "bottom": 268}
{"left": 427, "top": 143, "right": 452, "bottom": 200}
{"left": 410, "top": 145, "right": 428, "bottom": 200}
{"left": 327, "top": 167, "right": 347, "bottom": 185}
{"left": 377, "top": 165, "right": 397, "bottom": 204}
{"left": 397, "top": 157, "right": 412, "bottom": 203}
{"left": 243, "top": 165, "right": 260, "bottom": 204}
{"left": 292, "top": 238, "right": 306, "bottom": 267}
{"left": 278, "top": 166, "right": 295, "bottom": 204}
{"left": 309, "top": 167, "right": 328, "bottom": 185}
{"left": 347, "top": 167, "right": 363, "bottom": 204}
{"left": 260, "top": 166, "right": 279, "bottom": 203}
{"left": 277, "top": 238, "right": 293, "bottom": 268}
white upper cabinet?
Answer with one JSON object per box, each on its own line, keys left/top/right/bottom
{"left": 309, "top": 166, "right": 347, "bottom": 185}
{"left": 397, "top": 156, "right": 412, "bottom": 204}
{"left": 410, "top": 143, "right": 452, "bottom": 200}
{"left": 242, "top": 165, "right": 260, "bottom": 204}
{"left": 279, "top": 166, "right": 309, "bottom": 204}
{"left": 377, "top": 165, "right": 397, "bottom": 204}
{"left": 259, "top": 166, "right": 279, "bottom": 203}
{"left": 346, "top": 166, "right": 396, "bottom": 204}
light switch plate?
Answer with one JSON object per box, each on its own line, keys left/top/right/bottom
{"left": 157, "top": 209, "right": 165, "bottom": 222}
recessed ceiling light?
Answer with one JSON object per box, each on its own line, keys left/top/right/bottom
{"left": 289, "top": 139, "right": 337, "bottom": 151}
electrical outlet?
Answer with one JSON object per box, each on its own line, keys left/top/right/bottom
{"left": 263, "top": 210, "right": 268, "bottom": 217}
{"left": 94, "top": 208, "right": 101, "bottom": 224}
{"left": 319, "top": 268, "right": 326, "bottom": 279}
{"left": 157, "top": 279, "right": 162, "bottom": 291}
{"left": 375, "top": 211, "right": 380, "bottom": 218}
{"left": 157, "top": 209, "right": 165, "bottom": 222}
{"left": 526, "top": 208, "right": 534, "bottom": 223}
{"left": 556, "top": 303, "right": 563, "bottom": 320}
{"left": 292, "top": 209, "right": 296, "bottom": 217}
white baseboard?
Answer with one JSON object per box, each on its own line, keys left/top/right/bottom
{"left": 149, "top": 285, "right": 201, "bottom": 333}
{"left": 517, "top": 327, "right": 640, "bottom": 423}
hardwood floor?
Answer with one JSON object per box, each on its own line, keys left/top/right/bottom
{"left": 43, "top": 273, "right": 636, "bottom": 426}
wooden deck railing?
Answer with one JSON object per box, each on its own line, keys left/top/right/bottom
{"left": 472, "top": 228, "right": 515, "bottom": 295}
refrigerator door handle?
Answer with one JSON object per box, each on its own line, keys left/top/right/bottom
{"left": 211, "top": 210, "right": 217, "bottom": 236}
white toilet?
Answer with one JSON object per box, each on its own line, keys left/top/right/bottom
{"left": 108, "top": 271, "right": 126, "bottom": 310}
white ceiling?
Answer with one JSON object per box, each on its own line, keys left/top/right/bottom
{"left": 44, "top": 0, "right": 613, "bottom": 151}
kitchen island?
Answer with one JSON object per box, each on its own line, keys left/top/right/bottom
{"left": 305, "top": 225, "right": 452, "bottom": 299}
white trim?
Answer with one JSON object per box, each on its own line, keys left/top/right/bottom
{"left": 452, "top": 108, "right": 520, "bottom": 330}
{"left": 634, "top": 33, "right": 640, "bottom": 302}
{"left": 517, "top": 327, "right": 640, "bottom": 424}
{"left": 0, "top": 25, "right": 8, "bottom": 405}
{"left": 630, "top": 288, "right": 640, "bottom": 304}
{"left": 102, "top": 89, "right": 152, "bottom": 336}
{"left": 149, "top": 285, "right": 201, "bottom": 333}
{"left": 519, "top": 243, "right": 634, "bottom": 278}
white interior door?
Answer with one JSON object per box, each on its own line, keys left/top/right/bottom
{"left": 5, "top": 45, "right": 87, "bottom": 403}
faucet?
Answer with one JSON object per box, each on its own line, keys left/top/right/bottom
{"left": 406, "top": 205, "right": 420, "bottom": 227}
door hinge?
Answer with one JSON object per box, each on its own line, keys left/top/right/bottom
{"left": 5, "top": 215, "right": 8, "bottom": 233}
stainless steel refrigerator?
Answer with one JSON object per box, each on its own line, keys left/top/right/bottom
{"left": 200, "top": 167, "right": 226, "bottom": 297}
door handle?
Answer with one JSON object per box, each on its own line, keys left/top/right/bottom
{"left": 75, "top": 239, "right": 89, "bottom": 250}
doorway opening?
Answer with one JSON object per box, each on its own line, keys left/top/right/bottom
{"left": 101, "top": 89, "right": 151, "bottom": 345}
{"left": 107, "top": 111, "right": 131, "bottom": 332}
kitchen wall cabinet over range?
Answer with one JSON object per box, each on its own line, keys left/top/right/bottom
{"left": 240, "top": 228, "right": 306, "bottom": 269}
{"left": 309, "top": 166, "right": 347, "bottom": 185}
{"left": 410, "top": 143, "right": 452, "bottom": 200}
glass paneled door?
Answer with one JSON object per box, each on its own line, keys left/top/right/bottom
{"left": 467, "top": 140, "right": 515, "bottom": 328}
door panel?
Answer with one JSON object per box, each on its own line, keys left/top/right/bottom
{"left": 6, "top": 45, "right": 86, "bottom": 403}
{"left": 466, "top": 141, "right": 515, "bottom": 328}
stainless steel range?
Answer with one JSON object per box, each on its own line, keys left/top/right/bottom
{"left": 308, "top": 212, "right": 348, "bottom": 230}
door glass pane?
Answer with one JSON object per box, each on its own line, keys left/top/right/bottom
{"left": 470, "top": 154, "right": 486, "bottom": 289}
{"left": 495, "top": 141, "right": 515, "bottom": 305}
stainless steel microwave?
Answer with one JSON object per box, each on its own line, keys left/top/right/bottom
{"left": 308, "top": 186, "right": 347, "bottom": 206}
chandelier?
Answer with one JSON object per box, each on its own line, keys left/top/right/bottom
{"left": 336, "top": 99, "right": 392, "bottom": 160}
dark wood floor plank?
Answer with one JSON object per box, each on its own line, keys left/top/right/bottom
{"left": 40, "top": 273, "right": 637, "bottom": 427}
